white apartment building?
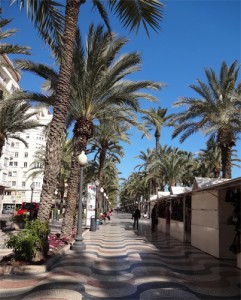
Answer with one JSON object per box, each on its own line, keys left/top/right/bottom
{"left": 0, "top": 54, "right": 52, "bottom": 213}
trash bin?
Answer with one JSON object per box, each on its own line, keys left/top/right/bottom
{"left": 90, "top": 215, "right": 96, "bottom": 231}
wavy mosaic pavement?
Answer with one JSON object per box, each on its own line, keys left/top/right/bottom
{"left": 0, "top": 213, "right": 240, "bottom": 299}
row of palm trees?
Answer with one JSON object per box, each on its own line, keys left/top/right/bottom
{"left": 6, "top": 0, "right": 165, "bottom": 229}
{"left": 1, "top": 2, "right": 241, "bottom": 243}
{"left": 1, "top": 0, "right": 165, "bottom": 240}
{"left": 120, "top": 142, "right": 241, "bottom": 209}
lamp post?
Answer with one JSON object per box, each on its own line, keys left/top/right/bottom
{"left": 100, "top": 187, "right": 104, "bottom": 212}
{"left": 53, "top": 189, "right": 58, "bottom": 223}
{"left": 95, "top": 180, "right": 100, "bottom": 226}
{"left": 30, "top": 182, "right": 35, "bottom": 220}
{"left": 72, "top": 151, "right": 88, "bottom": 251}
{"left": 106, "top": 195, "right": 109, "bottom": 211}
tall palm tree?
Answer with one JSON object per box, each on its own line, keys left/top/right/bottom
{"left": 141, "top": 106, "right": 170, "bottom": 153}
{"left": 61, "top": 25, "right": 162, "bottom": 236}
{"left": 11, "top": 25, "right": 159, "bottom": 230}
{"left": 11, "top": 0, "right": 164, "bottom": 223}
{"left": 88, "top": 121, "right": 127, "bottom": 214}
{"left": 101, "top": 159, "right": 119, "bottom": 208}
{"left": 135, "top": 148, "right": 158, "bottom": 197}
{"left": 140, "top": 107, "right": 171, "bottom": 193}
{"left": 171, "top": 61, "right": 241, "bottom": 179}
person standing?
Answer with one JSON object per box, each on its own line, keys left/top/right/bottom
{"left": 151, "top": 204, "right": 158, "bottom": 231}
{"left": 132, "top": 207, "right": 141, "bottom": 229}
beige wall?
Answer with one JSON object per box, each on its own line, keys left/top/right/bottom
{"left": 191, "top": 190, "right": 219, "bottom": 257}
{"left": 191, "top": 189, "right": 236, "bottom": 259}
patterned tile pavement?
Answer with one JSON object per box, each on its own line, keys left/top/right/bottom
{"left": 0, "top": 213, "right": 240, "bottom": 300}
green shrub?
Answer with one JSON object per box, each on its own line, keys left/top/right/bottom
{"left": 5, "top": 219, "right": 50, "bottom": 262}
{"left": 13, "top": 212, "right": 29, "bottom": 224}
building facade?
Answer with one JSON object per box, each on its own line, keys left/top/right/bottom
{"left": 0, "top": 54, "right": 52, "bottom": 213}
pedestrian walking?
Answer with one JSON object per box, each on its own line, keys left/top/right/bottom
{"left": 132, "top": 207, "right": 141, "bottom": 229}
{"left": 151, "top": 204, "right": 158, "bottom": 231}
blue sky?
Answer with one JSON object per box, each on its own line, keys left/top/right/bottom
{"left": 2, "top": 0, "right": 241, "bottom": 179}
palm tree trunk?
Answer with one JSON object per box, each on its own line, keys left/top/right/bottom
{"left": 61, "top": 152, "right": 80, "bottom": 237}
{"left": 38, "top": 0, "right": 82, "bottom": 223}
{"left": 221, "top": 144, "right": 232, "bottom": 179}
{"left": 0, "top": 135, "right": 5, "bottom": 158}
{"left": 61, "top": 117, "right": 93, "bottom": 236}
{"left": 155, "top": 132, "right": 160, "bottom": 154}
{"left": 218, "top": 130, "right": 234, "bottom": 179}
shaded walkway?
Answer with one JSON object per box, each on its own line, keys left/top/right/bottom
{"left": 0, "top": 213, "right": 240, "bottom": 299}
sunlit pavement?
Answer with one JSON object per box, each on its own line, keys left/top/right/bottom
{"left": 0, "top": 212, "right": 240, "bottom": 300}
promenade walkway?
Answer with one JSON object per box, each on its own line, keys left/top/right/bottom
{"left": 0, "top": 212, "right": 240, "bottom": 299}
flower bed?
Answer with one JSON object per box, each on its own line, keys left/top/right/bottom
{"left": 48, "top": 233, "right": 72, "bottom": 255}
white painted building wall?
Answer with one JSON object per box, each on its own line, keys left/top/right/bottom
{"left": 0, "top": 54, "right": 52, "bottom": 212}
{"left": 0, "top": 107, "right": 52, "bottom": 211}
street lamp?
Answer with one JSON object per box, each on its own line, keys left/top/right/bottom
{"left": 53, "top": 189, "right": 58, "bottom": 223}
{"left": 72, "top": 151, "right": 88, "bottom": 251}
{"left": 100, "top": 187, "right": 104, "bottom": 212}
{"left": 30, "top": 182, "right": 35, "bottom": 220}
{"left": 95, "top": 180, "right": 100, "bottom": 226}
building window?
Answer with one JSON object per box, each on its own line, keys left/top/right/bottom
{"left": 24, "top": 152, "right": 28, "bottom": 158}
{"left": 4, "top": 157, "right": 8, "bottom": 167}
{"left": 22, "top": 182, "right": 26, "bottom": 187}
{"left": 3, "top": 173, "right": 7, "bottom": 182}
{"left": 14, "top": 162, "right": 18, "bottom": 167}
{"left": 35, "top": 182, "right": 41, "bottom": 188}
{"left": 9, "top": 161, "right": 13, "bottom": 167}
{"left": 36, "top": 134, "right": 44, "bottom": 140}
{"left": 5, "top": 142, "right": 10, "bottom": 150}
{"left": 24, "top": 162, "right": 28, "bottom": 168}
{"left": 4, "top": 191, "right": 11, "bottom": 196}
{"left": 12, "top": 171, "right": 17, "bottom": 177}
{"left": 12, "top": 181, "right": 16, "bottom": 187}
{"left": 14, "top": 152, "right": 19, "bottom": 158}
{"left": 34, "top": 162, "right": 42, "bottom": 168}
{"left": 35, "top": 143, "right": 42, "bottom": 149}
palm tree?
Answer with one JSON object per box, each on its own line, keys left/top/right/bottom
{"left": 140, "top": 107, "right": 171, "bottom": 193}
{"left": 135, "top": 148, "right": 158, "bottom": 197}
{"left": 141, "top": 106, "right": 170, "bottom": 153}
{"left": 101, "top": 159, "right": 119, "bottom": 208}
{"left": 120, "top": 171, "right": 147, "bottom": 213}
{"left": 60, "top": 25, "right": 162, "bottom": 236}
{"left": 26, "top": 138, "right": 72, "bottom": 195}
{"left": 196, "top": 141, "right": 221, "bottom": 178}
{"left": 0, "top": 17, "right": 30, "bottom": 56}
{"left": 0, "top": 97, "right": 43, "bottom": 157}
{"left": 147, "top": 146, "right": 195, "bottom": 190}
{"left": 171, "top": 61, "right": 241, "bottom": 179}
{"left": 10, "top": 0, "right": 164, "bottom": 223}
{"left": 88, "top": 121, "right": 127, "bottom": 214}
{"left": 196, "top": 140, "right": 241, "bottom": 178}
{"left": 26, "top": 148, "right": 45, "bottom": 180}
